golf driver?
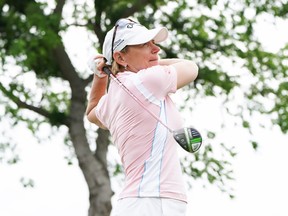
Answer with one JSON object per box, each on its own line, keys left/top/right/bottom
{"left": 99, "top": 66, "right": 202, "bottom": 153}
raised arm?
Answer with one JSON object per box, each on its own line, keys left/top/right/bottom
{"left": 86, "top": 57, "right": 108, "bottom": 129}
{"left": 159, "top": 59, "right": 198, "bottom": 89}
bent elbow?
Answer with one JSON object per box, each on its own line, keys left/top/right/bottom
{"left": 87, "top": 110, "right": 107, "bottom": 130}
{"left": 190, "top": 62, "right": 199, "bottom": 81}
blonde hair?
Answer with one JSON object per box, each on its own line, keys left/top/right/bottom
{"left": 111, "top": 61, "right": 122, "bottom": 75}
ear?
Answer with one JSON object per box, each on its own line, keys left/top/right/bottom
{"left": 113, "top": 51, "right": 127, "bottom": 67}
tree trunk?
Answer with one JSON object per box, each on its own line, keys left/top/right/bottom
{"left": 69, "top": 99, "right": 113, "bottom": 216}
{"left": 52, "top": 35, "right": 114, "bottom": 215}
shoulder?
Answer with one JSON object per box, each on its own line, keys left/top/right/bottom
{"left": 139, "top": 65, "right": 176, "bottom": 75}
{"left": 138, "top": 65, "right": 176, "bottom": 82}
{"left": 136, "top": 65, "right": 177, "bottom": 96}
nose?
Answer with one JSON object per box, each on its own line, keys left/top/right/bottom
{"left": 150, "top": 41, "right": 160, "bottom": 53}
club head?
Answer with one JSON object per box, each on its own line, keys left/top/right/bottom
{"left": 173, "top": 127, "right": 202, "bottom": 153}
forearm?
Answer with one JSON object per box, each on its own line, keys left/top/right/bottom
{"left": 86, "top": 75, "right": 108, "bottom": 116}
{"left": 160, "top": 58, "right": 199, "bottom": 89}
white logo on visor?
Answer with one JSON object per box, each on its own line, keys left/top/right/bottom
{"left": 126, "top": 23, "right": 135, "bottom": 28}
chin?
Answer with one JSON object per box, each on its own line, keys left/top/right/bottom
{"left": 150, "top": 60, "right": 159, "bottom": 66}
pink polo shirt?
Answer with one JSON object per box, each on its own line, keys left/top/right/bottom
{"left": 95, "top": 65, "right": 187, "bottom": 202}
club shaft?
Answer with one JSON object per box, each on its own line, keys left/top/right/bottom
{"left": 103, "top": 67, "right": 173, "bottom": 133}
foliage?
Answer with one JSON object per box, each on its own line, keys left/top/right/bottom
{"left": 0, "top": 0, "right": 288, "bottom": 214}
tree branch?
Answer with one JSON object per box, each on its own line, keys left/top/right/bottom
{"left": 53, "top": 0, "right": 66, "bottom": 17}
{"left": 0, "top": 82, "right": 69, "bottom": 126}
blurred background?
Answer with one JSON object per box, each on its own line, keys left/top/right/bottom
{"left": 1, "top": 0, "right": 288, "bottom": 215}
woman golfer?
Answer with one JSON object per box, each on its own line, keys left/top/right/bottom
{"left": 86, "top": 18, "right": 199, "bottom": 216}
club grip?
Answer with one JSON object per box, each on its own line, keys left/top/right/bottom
{"left": 103, "top": 66, "right": 112, "bottom": 76}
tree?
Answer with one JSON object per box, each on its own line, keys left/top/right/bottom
{"left": 0, "top": 0, "right": 287, "bottom": 215}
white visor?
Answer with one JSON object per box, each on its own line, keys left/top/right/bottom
{"left": 103, "top": 19, "right": 169, "bottom": 65}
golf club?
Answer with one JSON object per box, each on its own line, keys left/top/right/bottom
{"left": 101, "top": 66, "right": 202, "bottom": 153}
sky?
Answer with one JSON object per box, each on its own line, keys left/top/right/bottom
{"left": 1, "top": 4, "right": 288, "bottom": 216}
